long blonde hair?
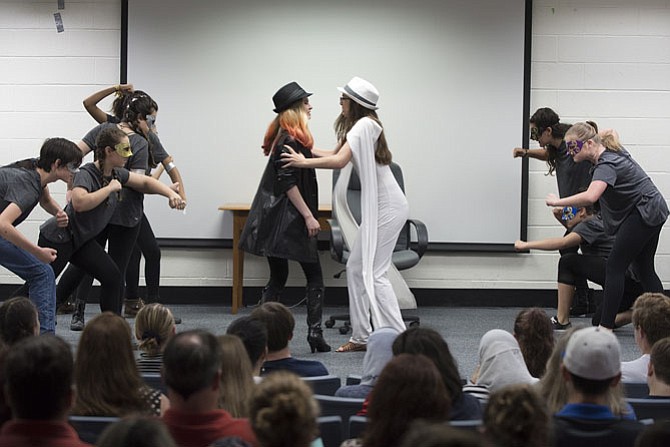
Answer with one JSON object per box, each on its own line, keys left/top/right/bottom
{"left": 217, "top": 334, "right": 256, "bottom": 418}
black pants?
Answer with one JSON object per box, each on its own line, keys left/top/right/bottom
{"left": 124, "top": 214, "right": 161, "bottom": 301}
{"left": 266, "top": 256, "right": 323, "bottom": 291}
{"left": 600, "top": 209, "right": 664, "bottom": 328}
{"left": 558, "top": 252, "right": 643, "bottom": 322}
{"left": 14, "top": 234, "right": 122, "bottom": 313}
{"left": 61, "top": 223, "right": 141, "bottom": 314}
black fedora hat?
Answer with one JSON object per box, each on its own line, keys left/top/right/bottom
{"left": 272, "top": 81, "right": 312, "bottom": 113}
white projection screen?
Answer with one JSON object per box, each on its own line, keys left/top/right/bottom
{"left": 126, "top": 0, "right": 529, "bottom": 247}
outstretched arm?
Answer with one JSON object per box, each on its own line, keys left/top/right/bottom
{"left": 125, "top": 172, "right": 185, "bottom": 209}
{"left": 71, "top": 183, "right": 121, "bottom": 213}
{"left": 83, "top": 84, "right": 133, "bottom": 124}
{"left": 281, "top": 143, "right": 352, "bottom": 170}
{"left": 512, "top": 147, "right": 549, "bottom": 161}
{"left": 515, "top": 232, "right": 582, "bottom": 252}
{"left": 546, "top": 180, "right": 607, "bottom": 207}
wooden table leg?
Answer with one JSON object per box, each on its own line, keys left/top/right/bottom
{"left": 231, "top": 211, "right": 248, "bottom": 314}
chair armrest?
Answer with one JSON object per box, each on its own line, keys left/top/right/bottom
{"left": 328, "top": 219, "right": 345, "bottom": 263}
{"left": 407, "top": 219, "right": 428, "bottom": 258}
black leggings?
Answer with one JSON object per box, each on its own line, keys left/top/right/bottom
{"left": 600, "top": 209, "right": 664, "bottom": 328}
{"left": 60, "top": 223, "right": 141, "bottom": 313}
{"left": 13, "top": 234, "right": 123, "bottom": 313}
{"left": 558, "top": 252, "right": 643, "bottom": 320}
{"left": 124, "top": 214, "right": 161, "bottom": 301}
{"left": 266, "top": 256, "right": 323, "bottom": 291}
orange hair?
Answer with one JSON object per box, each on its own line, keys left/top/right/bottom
{"left": 262, "top": 106, "right": 313, "bottom": 155}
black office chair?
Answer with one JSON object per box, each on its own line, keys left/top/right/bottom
{"left": 314, "top": 395, "right": 366, "bottom": 439}
{"left": 622, "top": 382, "right": 649, "bottom": 398}
{"left": 302, "top": 374, "right": 342, "bottom": 396}
{"left": 326, "top": 162, "right": 428, "bottom": 334}
{"left": 626, "top": 398, "right": 670, "bottom": 420}
{"left": 69, "top": 416, "right": 120, "bottom": 444}
{"left": 318, "top": 415, "right": 344, "bottom": 447}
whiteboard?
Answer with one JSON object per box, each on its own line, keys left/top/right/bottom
{"left": 126, "top": 0, "right": 527, "bottom": 244}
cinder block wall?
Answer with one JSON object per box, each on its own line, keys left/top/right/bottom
{"left": 1, "top": 1, "right": 668, "bottom": 301}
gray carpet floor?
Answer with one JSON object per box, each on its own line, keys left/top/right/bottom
{"left": 57, "top": 304, "right": 640, "bottom": 383}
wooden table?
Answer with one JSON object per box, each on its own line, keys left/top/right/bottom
{"left": 219, "top": 203, "right": 332, "bottom": 313}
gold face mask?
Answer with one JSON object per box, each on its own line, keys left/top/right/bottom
{"left": 114, "top": 142, "right": 133, "bottom": 158}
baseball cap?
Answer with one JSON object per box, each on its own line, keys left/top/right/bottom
{"left": 564, "top": 326, "right": 621, "bottom": 380}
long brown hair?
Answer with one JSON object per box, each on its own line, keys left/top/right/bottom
{"left": 513, "top": 308, "right": 554, "bottom": 378}
{"left": 73, "top": 312, "right": 150, "bottom": 416}
{"left": 364, "top": 354, "right": 451, "bottom": 447}
{"left": 135, "top": 303, "right": 175, "bottom": 356}
{"left": 335, "top": 100, "right": 392, "bottom": 165}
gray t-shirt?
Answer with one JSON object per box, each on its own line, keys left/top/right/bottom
{"left": 105, "top": 114, "right": 169, "bottom": 172}
{"left": 0, "top": 161, "right": 43, "bottom": 226}
{"left": 82, "top": 122, "right": 148, "bottom": 228}
{"left": 554, "top": 141, "right": 592, "bottom": 198}
{"left": 591, "top": 148, "right": 669, "bottom": 235}
{"left": 40, "top": 163, "right": 130, "bottom": 248}
{"left": 571, "top": 215, "right": 613, "bottom": 258}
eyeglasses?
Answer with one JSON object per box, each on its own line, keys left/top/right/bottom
{"left": 339, "top": 96, "right": 351, "bottom": 102}
{"left": 566, "top": 139, "right": 586, "bottom": 157}
{"left": 530, "top": 127, "right": 541, "bottom": 141}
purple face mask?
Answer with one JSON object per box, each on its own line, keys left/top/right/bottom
{"left": 566, "top": 139, "right": 586, "bottom": 157}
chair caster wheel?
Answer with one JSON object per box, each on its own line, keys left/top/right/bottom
{"left": 339, "top": 326, "right": 351, "bottom": 335}
{"left": 325, "top": 319, "right": 335, "bottom": 328}
{"left": 409, "top": 321, "right": 420, "bottom": 327}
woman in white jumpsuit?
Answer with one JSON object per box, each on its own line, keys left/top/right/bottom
{"left": 282, "top": 77, "right": 408, "bottom": 352}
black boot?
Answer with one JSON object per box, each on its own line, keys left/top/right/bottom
{"left": 570, "top": 287, "right": 594, "bottom": 317}
{"left": 70, "top": 299, "right": 86, "bottom": 331}
{"left": 306, "top": 287, "right": 331, "bottom": 353}
{"left": 259, "top": 285, "right": 282, "bottom": 305}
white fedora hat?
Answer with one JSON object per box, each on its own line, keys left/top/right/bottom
{"left": 338, "top": 76, "right": 379, "bottom": 110}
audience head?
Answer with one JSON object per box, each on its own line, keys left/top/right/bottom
{"left": 73, "top": 312, "right": 147, "bottom": 416}
{"left": 483, "top": 384, "right": 549, "bottom": 447}
{"left": 5, "top": 335, "right": 73, "bottom": 419}
{"left": 513, "top": 307, "right": 554, "bottom": 378}
{"left": 476, "top": 329, "right": 536, "bottom": 392}
{"left": 632, "top": 292, "right": 670, "bottom": 353}
{"left": 648, "top": 337, "right": 670, "bottom": 391}
{"left": 364, "top": 353, "right": 451, "bottom": 447}
{"left": 358, "top": 327, "right": 399, "bottom": 386}
{"left": 0, "top": 296, "right": 39, "bottom": 345}
{"left": 135, "top": 303, "right": 176, "bottom": 356}
{"left": 250, "top": 371, "right": 318, "bottom": 447}
{"left": 635, "top": 420, "right": 670, "bottom": 447}
{"left": 250, "top": 302, "right": 294, "bottom": 353}
{"left": 227, "top": 316, "right": 268, "bottom": 373}
{"left": 399, "top": 420, "right": 484, "bottom": 447}
{"left": 562, "top": 326, "right": 621, "bottom": 396}
{"left": 392, "top": 326, "right": 464, "bottom": 401}
{"left": 97, "top": 415, "right": 177, "bottom": 447}
{"left": 163, "top": 329, "right": 222, "bottom": 401}
{"left": 217, "top": 334, "right": 255, "bottom": 418}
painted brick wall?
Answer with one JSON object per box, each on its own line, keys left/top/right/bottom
{"left": 1, "top": 0, "right": 669, "bottom": 297}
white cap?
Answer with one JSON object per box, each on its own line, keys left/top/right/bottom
{"left": 564, "top": 327, "right": 621, "bottom": 380}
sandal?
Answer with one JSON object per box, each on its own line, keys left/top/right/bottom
{"left": 336, "top": 341, "right": 367, "bottom": 353}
